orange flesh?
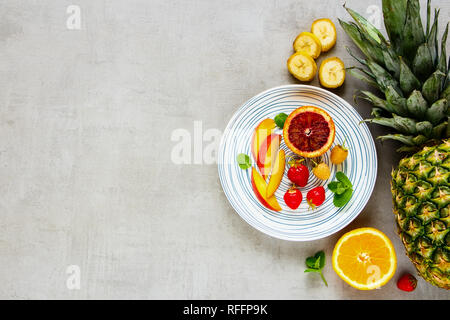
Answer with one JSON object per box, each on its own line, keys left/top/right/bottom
{"left": 336, "top": 233, "right": 392, "bottom": 284}
{"left": 287, "top": 112, "right": 331, "bottom": 152}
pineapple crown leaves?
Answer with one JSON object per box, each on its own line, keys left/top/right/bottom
{"left": 341, "top": 0, "right": 450, "bottom": 152}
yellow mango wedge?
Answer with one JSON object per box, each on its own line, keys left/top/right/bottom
{"left": 266, "top": 149, "right": 286, "bottom": 198}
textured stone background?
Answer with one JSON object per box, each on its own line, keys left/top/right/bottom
{"left": 0, "top": 0, "right": 449, "bottom": 299}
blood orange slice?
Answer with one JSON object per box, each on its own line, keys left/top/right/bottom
{"left": 283, "top": 106, "right": 335, "bottom": 158}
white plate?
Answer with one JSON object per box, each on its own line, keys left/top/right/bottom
{"left": 218, "top": 85, "right": 377, "bottom": 241}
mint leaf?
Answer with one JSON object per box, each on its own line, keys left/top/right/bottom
{"left": 314, "top": 255, "right": 321, "bottom": 269}
{"left": 274, "top": 113, "right": 288, "bottom": 129}
{"left": 315, "top": 251, "right": 325, "bottom": 269}
{"left": 305, "top": 257, "right": 317, "bottom": 269}
{"left": 328, "top": 181, "right": 339, "bottom": 192}
{"left": 304, "top": 251, "right": 327, "bottom": 287}
{"left": 236, "top": 153, "right": 251, "bottom": 170}
{"left": 336, "top": 171, "right": 352, "bottom": 188}
{"left": 335, "top": 183, "right": 348, "bottom": 195}
{"left": 320, "top": 272, "right": 328, "bottom": 287}
{"left": 329, "top": 172, "right": 353, "bottom": 207}
{"left": 333, "top": 188, "right": 353, "bottom": 207}
{"left": 329, "top": 181, "right": 348, "bottom": 195}
{"left": 304, "top": 269, "right": 318, "bottom": 273}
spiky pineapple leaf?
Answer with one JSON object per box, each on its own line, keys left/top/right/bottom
{"left": 383, "top": 47, "right": 401, "bottom": 79}
{"left": 343, "top": 1, "right": 449, "bottom": 153}
{"left": 425, "top": 98, "right": 448, "bottom": 125}
{"left": 426, "top": 0, "right": 431, "bottom": 37}
{"left": 406, "top": 90, "right": 428, "bottom": 117}
{"left": 416, "top": 121, "right": 433, "bottom": 137}
{"left": 367, "top": 60, "right": 401, "bottom": 94}
{"left": 359, "top": 90, "right": 395, "bottom": 113}
{"left": 400, "top": 57, "right": 421, "bottom": 94}
{"left": 442, "top": 84, "right": 450, "bottom": 101}
{"left": 385, "top": 86, "right": 408, "bottom": 116}
{"left": 422, "top": 70, "right": 446, "bottom": 103}
{"left": 338, "top": 20, "right": 384, "bottom": 66}
{"left": 378, "top": 134, "right": 415, "bottom": 146}
{"left": 402, "top": 0, "right": 426, "bottom": 62}
{"left": 438, "top": 23, "right": 448, "bottom": 75}
{"left": 413, "top": 43, "right": 434, "bottom": 80}
{"left": 366, "top": 114, "right": 418, "bottom": 135}
{"left": 345, "top": 46, "right": 368, "bottom": 67}
{"left": 431, "top": 120, "right": 448, "bottom": 139}
{"left": 347, "top": 68, "right": 379, "bottom": 89}
{"left": 382, "top": 0, "right": 407, "bottom": 55}
{"left": 427, "top": 9, "right": 440, "bottom": 66}
{"left": 344, "top": 5, "right": 386, "bottom": 44}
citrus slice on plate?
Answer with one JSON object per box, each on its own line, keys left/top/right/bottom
{"left": 293, "top": 32, "right": 322, "bottom": 59}
{"left": 287, "top": 52, "right": 317, "bottom": 82}
{"left": 311, "top": 18, "right": 337, "bottom": 52}
{"left": 319, "top": 57, "right": 345, "bottom": 88}
{"left": 283, "top": 106, "right": 335, "bottom": 158}
{"left": 332, "top": 228, "right": 397, "bottom": 290}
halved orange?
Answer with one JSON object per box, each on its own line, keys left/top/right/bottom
{"left": 332, "top": 228, "right": 397, "bottom": 290}
{"left": 283, "top": 106, "right": 335, "bottom": 158}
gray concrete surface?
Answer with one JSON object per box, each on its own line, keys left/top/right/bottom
{"left": 0, "top": 0, "right": 449, "bottom": 299}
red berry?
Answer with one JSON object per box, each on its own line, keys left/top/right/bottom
{"left": 284, "top": 187, "right": 303, "bottom": 210}
{"left": 306, "top": 186, "right": 325, "bottom": 209}
{"left": 397, "top": 273, "right": 417, "bottom": 292}
{"left": 287, "top": 162, "right": 309, "bottom": 187}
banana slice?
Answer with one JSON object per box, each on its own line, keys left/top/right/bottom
{"left": 293, "top": 32, "right": 322, "bottom": 59}
{"left": 319, "top": 57, "right": 345, "bottom": 88}
{"left": 311, "top": 18, "right": 337, "bottom": 52}
{"left": 287, "top": 52, "right": 317, "bottom": 82}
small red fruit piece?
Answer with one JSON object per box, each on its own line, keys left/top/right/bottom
{"left": 306, "top": 186, "right": 325, "bottom": 209}
{"left": 287, "top": 160, "right": 309, "bottom": 187}
{"left": 397, "top": 273, "right": 417, "bottom": 292}
{"left": 284, "top": 187, "right": 303, "bottom": 210}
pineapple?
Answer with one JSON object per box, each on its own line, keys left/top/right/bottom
{"left": 341, "top": 0, "right": 450, "bottom": 289}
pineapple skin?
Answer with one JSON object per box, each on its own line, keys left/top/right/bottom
{"left": 392, "top": 140, "right": 450, "bottom": 289}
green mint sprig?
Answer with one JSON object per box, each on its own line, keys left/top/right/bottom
{"left": 274, "top": 113, "right": 288, "bottom": 129}
{"left": 328, "top": 171, "right": 353, "bottom": 207}
{"left": 304, "top": 250, "right": 328, "bottom": 287}
{"left": 236, "top": 153, "right": 252, "bottom": 170}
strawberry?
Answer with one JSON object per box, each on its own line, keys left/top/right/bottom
{"left": 306, "top": 186, "right": 325, "bottom": 209}
{"left": 397, "top": 273, "right": 417, "bottom": 292}
{"left": 287, "top": 160, "right": 309, "bottom": 187}
{"left": 284, "top": 187, "right": 302, "bottom": 210}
